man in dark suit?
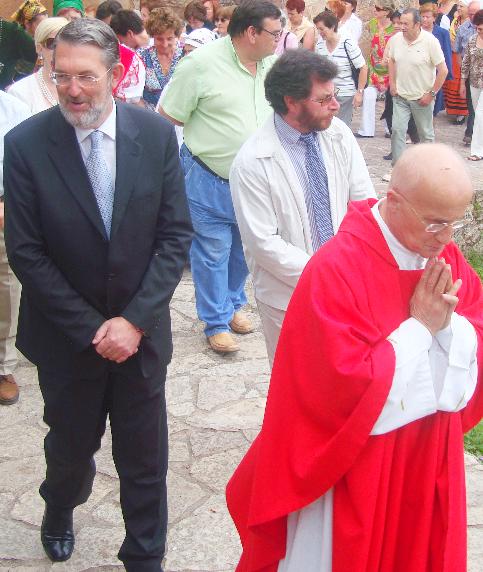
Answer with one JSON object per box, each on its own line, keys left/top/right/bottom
{"left": 3, "top": 18, "right": 192, "bottom": 572}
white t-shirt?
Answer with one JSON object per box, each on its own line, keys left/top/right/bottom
{"left": 316, "top": 34, "right": 365, "bottom": 96}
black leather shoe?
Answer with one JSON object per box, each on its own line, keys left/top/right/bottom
{"left": 383, "top": 152, "right": 392, "bottom": 161}
{"left": 41, "top": 506, "right": 75, "bottom": 562}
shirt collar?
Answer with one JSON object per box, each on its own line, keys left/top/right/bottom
{"left": 371, "top": 199, "right": 427, "bottom": 270}
{"left": 274, "top": 113, "right": 317, "bottom": 144}
{"left": 75, "top": 98, "right": 117, "bottom": 145}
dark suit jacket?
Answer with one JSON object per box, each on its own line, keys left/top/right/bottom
{"left": 3, "top": 102, "right": 193, "bottom": 377}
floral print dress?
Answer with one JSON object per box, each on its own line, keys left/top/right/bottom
{"left": 138, "top": 44, "right": 183, "bottom": 110}
{"left": 367, "top": 18, "right": 394, "bottom": 92}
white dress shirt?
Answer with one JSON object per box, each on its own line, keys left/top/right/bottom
{"left": 75, "top": 100, "right": 117, "bottom": 187}
{"left": 278, "top": 199, "right": 478, "bottom": 572}
{"left": 0, "top": 91, "right": 31, "bottom": 196}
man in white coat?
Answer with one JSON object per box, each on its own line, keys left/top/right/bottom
{"left": 230, "top": 49, "right": 376, "bottom": 366}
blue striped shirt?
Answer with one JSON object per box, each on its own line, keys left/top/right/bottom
{"left": 274, "top": 113, "right": 328, "bottom": 250}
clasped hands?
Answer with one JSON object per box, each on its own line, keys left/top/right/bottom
{"left": 410, "top": 257, "right": 462, "bottom": 337}
{"left": 92, "top": 317, "right": 142, "bottom": 363}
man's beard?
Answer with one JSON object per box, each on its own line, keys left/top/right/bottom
{"left": 59, "top": 93, "right": 112, "bottom": 129}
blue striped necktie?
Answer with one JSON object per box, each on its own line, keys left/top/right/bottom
{"left": 85, "top": 130, "right": 114, "bottom": 238}
{"left": 300, "top": 132, "right": 333, "bottom": 249}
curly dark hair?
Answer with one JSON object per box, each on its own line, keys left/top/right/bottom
{"left": 265, "top": 49, "right": 338, "bottom": 115}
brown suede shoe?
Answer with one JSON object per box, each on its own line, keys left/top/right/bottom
{"left": 207, "top": 332, "right": 240, "bottom": 353}
{"left": 229, "top": 311, "right": 254, "bottom": 334}
{"left": 0, "top": 374, "right": 19, "bottom": 405}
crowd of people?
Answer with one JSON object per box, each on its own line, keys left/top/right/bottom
{"left": 0, "top": 0, "right": 482, "bottom": 571}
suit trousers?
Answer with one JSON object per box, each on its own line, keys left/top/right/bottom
{"left": 37, "top": 363, "right": 168, "bottom": 572}
{"left": 0, "top": 227, "right": 20, "bottom": 376}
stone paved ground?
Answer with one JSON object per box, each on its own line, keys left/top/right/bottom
{"left": 0, "top": 105, "right": 482, "bottom": 572}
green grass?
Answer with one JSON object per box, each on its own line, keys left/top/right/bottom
{"left": 464, "top": 252, "right": 482, "bottom": 460}
{"left": 467, "top": 251, "right": 483, "bottom": 281}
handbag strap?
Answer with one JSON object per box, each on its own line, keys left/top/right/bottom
{"left": 343, "top": 39, "right": 357, "bottom": 73}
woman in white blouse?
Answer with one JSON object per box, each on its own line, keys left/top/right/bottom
{"left": 7, "top": 17, "right": 68, "bottom": 115}
{"left": 315, "top": 9, "right": 367, "bottom": 127}
{"left": 338, "top": 0, "right": 363, "bottom": 42}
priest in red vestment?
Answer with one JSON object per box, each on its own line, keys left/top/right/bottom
{"left": 226, "top": 143, "right": 482, "bottom": 572}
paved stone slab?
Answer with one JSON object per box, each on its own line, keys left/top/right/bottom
{"left": 0, "top": 109, "right": 481, "bottom": 572}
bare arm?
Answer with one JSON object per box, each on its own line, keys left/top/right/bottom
{"left": 388, "top": 58, "right": 397, "bottom": 96}
{"left": 302, "top": 27, "right": 316, "bottom": 51}
{"left": 158, "top": 105, "right": 184, "bottom": 126}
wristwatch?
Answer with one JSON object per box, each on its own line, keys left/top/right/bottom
{"left": 430, "top": 89, "right": 436, "bottom": 97}
{"left": 357, "top": 89, "right": 364, "bottom": 94}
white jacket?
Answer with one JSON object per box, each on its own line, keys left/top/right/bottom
{"left": 230, "top": 114, "right": 376, "bottom": 311}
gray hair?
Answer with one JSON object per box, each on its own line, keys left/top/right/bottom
{"left": 402, "top": 7, "right": 421, "bottom": 24}
{"left": 53, "top": 17, "right": 120, "bottom": 69}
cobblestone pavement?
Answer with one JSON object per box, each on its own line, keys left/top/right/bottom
{"left": 1, "top": 106, "right": 482, "bottom": 572}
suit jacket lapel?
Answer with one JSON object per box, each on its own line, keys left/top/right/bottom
{"left": 110, "top": 103, "right": 142, "bottom": 238}
{"left": 47, "top": 107, "right": 107, "bottom": 239}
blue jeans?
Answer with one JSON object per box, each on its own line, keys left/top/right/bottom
{"left": 180, "top": 145, "right": 248, "bottom": 336}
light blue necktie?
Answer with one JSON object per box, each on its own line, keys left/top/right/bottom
{"left": 85, "top": 130, "right": 114, "bottom": 238}
{"left": 300, "top": 132, "right": 333, "bottom": 250}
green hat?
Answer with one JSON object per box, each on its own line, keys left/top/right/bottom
{"left": 53, "top": 0, "right": 85, "bottom": 16}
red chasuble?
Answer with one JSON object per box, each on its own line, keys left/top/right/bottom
{"left": 226, "top": 199, "right": 483, "bottom": 572}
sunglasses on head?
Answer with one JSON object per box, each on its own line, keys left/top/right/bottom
{"left": 42, "top": 37, "right": 56, "bottom": 50}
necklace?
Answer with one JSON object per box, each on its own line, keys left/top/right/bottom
{"left": 37, "top": 67, "right": 58, "bottom": 107}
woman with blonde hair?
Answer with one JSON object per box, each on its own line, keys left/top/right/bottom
{"left": 7, "top": 17, "right": 68, "bottom": 114}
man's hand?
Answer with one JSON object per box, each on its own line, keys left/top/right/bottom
{"left": 410, "top": 258, "right": 461, "bottom": 336}
{"left": 353, "top": 92, "right": 363, "bottom": 108}
{"left": 418, "top": 92, "right": 434, "bottom": 107}
{"left": 390, "top": 86, "right": 398, "bottom": 97}
{"left": 92, "top": 317, "right": 142, "bottom": 363}
{"left": 0, "top": 202, "right": 4, "bottom": 229}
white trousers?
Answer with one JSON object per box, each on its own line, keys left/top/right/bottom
{"left": 256, "top": 298, "right": 286, "bottom": 369}
{"left": 470, "top": 86, "right": 483, "bottom": 157}
{"left": 357, "top": 85, "right": 378, "bottom": 136}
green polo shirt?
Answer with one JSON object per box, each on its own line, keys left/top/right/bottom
{"left": 162, "top": 36, "right": 276, "bottom": 179}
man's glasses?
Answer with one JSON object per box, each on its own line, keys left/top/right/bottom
{"left": 42, "top": 37, "right": 56, "bottom": 50}
{"left": 50, "top": 68, "right": 112, "bottom": 87}
{"left": 395, "top": 191, "right": 473, "bottom": 233}
{"left": 308, "top": 88, "right": 340, "bottom": 106}
{"left": 261, "top": 27, "right": 283, "bottom": 39}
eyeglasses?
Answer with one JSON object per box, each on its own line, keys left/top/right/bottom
{"left": 261, "top": 27, "right": 283, "bottom": 39}
{"left": 42, "top": 37, "right": 56, "bottom": 50}
{"left": 308, "top": 88, "right": 340, "bottom": 106}
{"left": 50, "top": 68, "right": 112, "bottom": 87}
{"left": 395, "top": 191, "right": 473, "bottom": 233}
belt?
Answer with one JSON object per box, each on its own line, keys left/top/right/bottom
{"left": 186, "top": 147, "right": 229, "bottom": 184}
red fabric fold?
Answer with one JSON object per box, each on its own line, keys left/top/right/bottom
{"left": 226, "top": 199, "right": 482, "bottom": 572}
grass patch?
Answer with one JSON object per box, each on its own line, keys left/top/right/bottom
{"left": 467, "top": 251, "right": 483, "bottom": 280}
{"left": 465, "top": 423, "right": 483, "bottom": 460}
{"left": 464, "top": 252, "right": 482, "bottom": 460}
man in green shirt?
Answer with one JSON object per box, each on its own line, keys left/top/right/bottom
{"left": 160, "top": 0, "right": 281, "bottom": 353}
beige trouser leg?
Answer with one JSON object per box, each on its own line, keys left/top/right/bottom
{"left": 0, "top": 228, "right": 20, "bottom": 375}
{"left": 256, "top": 298, "right": 286, "bottom": 369}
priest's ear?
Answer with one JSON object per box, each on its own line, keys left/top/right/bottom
{"left": 386, "top": 188, "right": 402, "bottom": 210}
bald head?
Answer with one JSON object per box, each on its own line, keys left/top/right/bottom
{"left": 390, "top": 144, "right": 473, "bottom": 209}
{"left": 468, "top": 1, "right": 481, "bottom": 19}
{"left": 383, "top": 144, "right": 474, "bottom": 258}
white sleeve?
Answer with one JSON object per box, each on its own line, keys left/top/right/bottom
{"left": 371, "top": 318, "right": 436, "bottom": 435}
{"left": 371, "top": 314, "right": 478, "bottom": 436}
{"left": 432, "top": 313, "right": 478, "bottom": 412}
